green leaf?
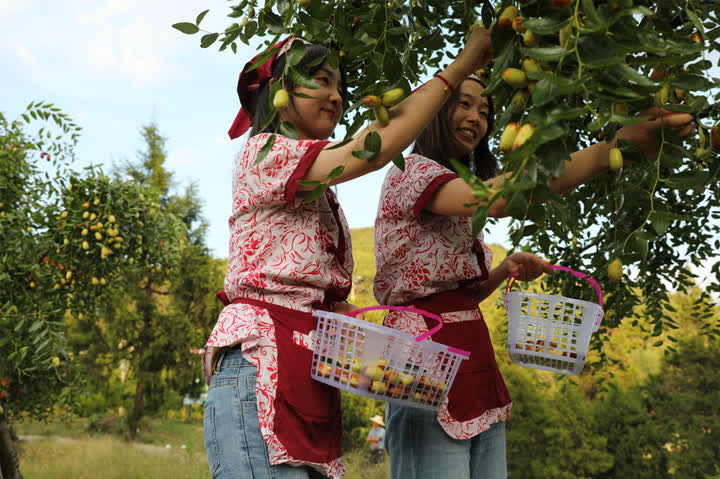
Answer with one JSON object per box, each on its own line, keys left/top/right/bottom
{"left": 609, "top": 63, "right": 657, "bottom": 87}
{"left": 303, "top": 183, "right": 329, "bottom": 203}
{"left": 663, "top": 171, "right": 709, "bottom": 190}
{"left": 200, "top": 33, "right": 219, "bottom": 48}
{"left": 288, "top": 91, "right": 315, "bottom": 99}
{"left": 288, "top": 67, "right": 319, "bottom": 89}
{"left": 351, "top": 149, "right": 376, "bottom": 160}
{"left": 685, "top": 6, "right": 705, "bottom": 36}
{"left": 578, "top": 37, "right": 623, "bottom": 69}
{"left": 195, "top": 10, "right": 209, "bottom": 26}
{"left": 363, "top": 131, "right": 381, "bottom": 155}
{"left": 392, "top": 154, "right": 405, "bottom": 171}
{"left": 172, "top": 22, "right": 200, "bottom": 35}
{"left": 522, "top": 17, "right": 570, "bottom": 34}
{"left": 326, "top": 165, "right": 345, "bottom": 180}
{"left": 519, "top": 46, "right": 570, "bottom": 61}
{"left": 471, "top": 206, "right": 487, "bottom": 238}
{"left": 650, "top": 211, "right": 676, "bottom": 236}
{"left": 325, "top": 137, "right": 353, "bottom": 150}
{"left": 670, "top": 74, "right": 716, "bottom": 92}
{"left": 254, "top": 134, "right": 276, "bottom": 165}
{"left": 531, "top": 76, "right": 582, "bottom": 106}
{"left": 286, "top": 41, "right": 307, "bottom": 69}
{"left": 279, "top": 121, "right": 298, "bottom": 139}
{"left": 297, "top": 180, "right": 321, "bottom": 186}
{"left": 246, "top": 45, "right": 281, "bottom": 73}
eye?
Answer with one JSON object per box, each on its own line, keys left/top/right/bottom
{"left": 316, "top": 76, "right": 330, "bottom": 85}
{"left": 460, "top": 101, "right": 471, "bottom": 108}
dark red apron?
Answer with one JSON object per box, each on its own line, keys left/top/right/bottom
{"left": 216, "top": 292, "right": 342, "bottom": 464}
{"left": 400, "top": 288, "right": 511, "bottom": 422}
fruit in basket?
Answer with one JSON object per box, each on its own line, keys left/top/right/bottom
{"left": 349, "top": 374, "right": 361, "bottom": 388}
{"left": 370, "top": 380, "right": 388, "bottom": 395}
{"left": 365, "top": 365, "right": 386, "bottom": 380}
{"left": 351, "top": 358, "right": 362, "bottom": 373}
{"left": 383, "top": 368, "right": 400, "bottom": 383}
{"left": 431, "top": 380, "right": 448, "bottom": 394}
{"left": 317, "top": 362, "right": 332, "bottom": 377}
{"left": 399, "top": 373, "right": 414, "bottom": 387}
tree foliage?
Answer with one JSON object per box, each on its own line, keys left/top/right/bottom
{"left": 175, "top": 0, "right": 720, "bottom": 350}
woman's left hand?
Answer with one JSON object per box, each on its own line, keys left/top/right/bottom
{"left": 502, "top": 252, "right": 554, "bottom": 282}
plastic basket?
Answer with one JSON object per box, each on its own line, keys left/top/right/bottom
{"left": 311, "top": 306, "right": 470, "bottom": 410}
{"left": 503, "top": 265, "right": 604, "bottom": 375}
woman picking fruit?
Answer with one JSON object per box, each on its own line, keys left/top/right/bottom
{"left": 202, "top": 26, "right": 494, "bottom": 479}
{"left": 373, "top": 75, "right": 695, "bottom": 479}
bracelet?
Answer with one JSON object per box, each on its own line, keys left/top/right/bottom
{"left": 434, "top": 73, "right": 455, "bottom": 94}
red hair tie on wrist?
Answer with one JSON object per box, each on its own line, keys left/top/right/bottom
{"left": 433, "top": 73, "right": 455, "bottom": 94}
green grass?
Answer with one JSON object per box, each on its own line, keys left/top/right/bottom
{"left": 16, "top": 418, "right": 388, "bottom": 479}
{"left": 19, "top": 435, "right": 211, "bottom": 479}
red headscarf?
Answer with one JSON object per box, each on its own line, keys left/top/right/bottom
{"left": 228, "top": 36, "right": 311, "bottom": 140}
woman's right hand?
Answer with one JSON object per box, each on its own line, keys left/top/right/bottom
{"left": 455, "top": 24, "right": 494, "bottom": 75}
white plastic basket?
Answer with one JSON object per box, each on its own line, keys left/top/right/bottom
{"left": 503, "top": 265, "right": 604, "bottom": 375}
{"left": 311, "top": 306, "right": 470, "bottom": 410}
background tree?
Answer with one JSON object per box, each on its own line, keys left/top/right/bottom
{"left": 0, "top": 105, "right": 186, "bottom": 477}
{"left": 65, "top": 122, "right": 223, "bottom": 438}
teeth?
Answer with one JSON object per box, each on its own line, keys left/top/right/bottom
{"left": 459, "top": 129, "right": 475, "bottom": 138}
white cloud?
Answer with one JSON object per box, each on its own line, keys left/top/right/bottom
{"left": 15, "top": 45, "right": 34, "bottom": 66}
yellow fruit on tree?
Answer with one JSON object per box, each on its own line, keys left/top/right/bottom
{"left": 381, "top": 88, "right": 405, "bottom": 107}
{"left": 512, "top": 124, "right": 535, "bottom": 151}
{"left": 512, "top": 17, "right": 526, "bottom": 34}
{"left": 95, "top": 232, "right": 102, "bottom": 241}
{"left": 81, "top": 228, "right": 88, "bottom": 236}
{"left": 82, "top": 241, "right": 89, "bottom": 250}
{"left": 711, "top": 123, "right": 720, "bottom": 152}
{"left": 374, "top": 105, "right": 390, "bottom": 126}
{"left": 500, "top": 123, "right": 520, "bottom": 152}
{"left": 502, "top": 68, "right": 528, "bottom": 88}
{"left": 523, "top": 31, "right": 539, "bottom": 47}
{"left": 522, "top": 58, "right": 540, "bottom": 73}
{"left": 609, "top": 148, "right": 623, "bottom": 171}
{"left": 608, "top": 258, "right": 623, "bottom": 282}
{"left": 498, "top": 6, "right": 519, "bottom": 31}
{"left": 273, "top": 89, "right": 289, "bottom": 109}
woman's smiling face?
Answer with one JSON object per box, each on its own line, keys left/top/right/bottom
{"left": 448, "top": 79, "right": 490, "bottom": 156}
{"left": 279, "top": 63, "right": 344, "bottom": 140}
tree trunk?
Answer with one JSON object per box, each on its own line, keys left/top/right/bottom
{"left": 128, "top": 380, "right": 143, "bottom": 440}
{"left": 0, "top": 411, "right": 22, "bottom": 479}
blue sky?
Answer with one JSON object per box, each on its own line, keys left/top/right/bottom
{"left": 2, "top": 0, "right": 513, "bottom": 258}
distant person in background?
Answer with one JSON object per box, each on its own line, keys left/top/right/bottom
{"left": 366, "top": 415, "right": 386, "bottom": 464}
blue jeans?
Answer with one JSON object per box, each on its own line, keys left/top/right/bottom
{"left": 204, "top": 348, "right": 327, "bottom": 479}
{"left": 385, "top": 402, "right": 507, "bottom": 479}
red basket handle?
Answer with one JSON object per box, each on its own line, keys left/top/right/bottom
{"left": 345, "top": 305, "right": 470, "bottom": 357}
{"left": 505, "top": 265, "right": 604, "bottom": 311}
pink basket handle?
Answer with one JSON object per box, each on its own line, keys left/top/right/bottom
{"left": 346, "top": 305, "right": 470, "bottom": 357}
{"left": 505, "top": 265, "right": 604, "bottom": 311}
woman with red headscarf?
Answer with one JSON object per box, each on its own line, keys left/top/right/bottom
{"left": 202, "top": 27, "right": 494, "bottom": 479}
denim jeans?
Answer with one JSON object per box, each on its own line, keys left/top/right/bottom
{"left": 204, "top": 348, "right": 327, "bottom": 479}
{"left": 385, "top": 402, "right": 507, "bottom": 479}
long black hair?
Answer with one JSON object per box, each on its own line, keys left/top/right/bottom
{"left": 249, "top": 45, "right": 347, "bottom": 137}
{"left": 412, "top": 78, "right": 498, "bottom": 180}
